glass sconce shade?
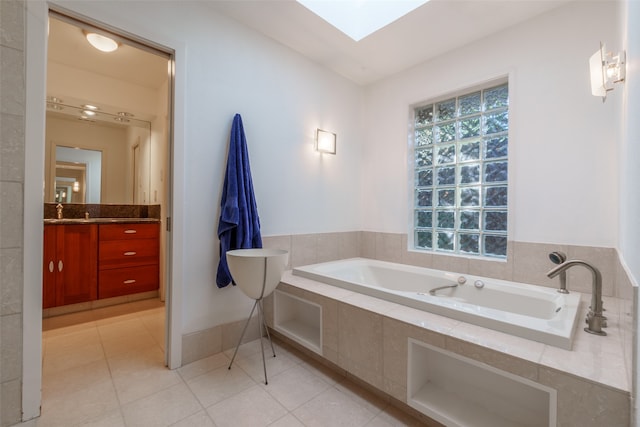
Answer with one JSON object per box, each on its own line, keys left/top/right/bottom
{"left": 316, "top": 129, "right": 337, "bottom": 154}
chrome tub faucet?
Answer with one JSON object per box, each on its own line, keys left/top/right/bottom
{"left": 547, "top": 259, "right": 606, "bottom": 336}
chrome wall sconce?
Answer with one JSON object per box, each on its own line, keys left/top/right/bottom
{"left": 315, "top": 129, "right": 337, "bottom": 154}
{"left": 589, "top": 42, "right": 626, "bottom": 102}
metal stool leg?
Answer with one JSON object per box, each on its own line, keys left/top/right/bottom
{"left": 257, "top": 299, "right": 269, "bottom": 384}
{"left": 258, "top": 299, "right": 276, "bottom": 357}
{"left": 228, "top": 299, "right": 258, "bottom": 370}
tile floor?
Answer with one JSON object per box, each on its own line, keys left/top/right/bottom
{"left": 23, "top": 299, "right": 427, "bottom": 427}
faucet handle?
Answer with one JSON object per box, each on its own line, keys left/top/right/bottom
{"left": 548, "top": 251, "right": 566, "bottom": 265}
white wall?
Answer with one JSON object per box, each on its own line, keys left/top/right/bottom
{"left": 621, "top": 0, "right": 640, "bottom": 282}
{"left": 47, "top": 1, "right": 364, "bottom": 335}
{"left": 621, "top": 1, "right": 640, "bottom": 424}
{"left": 362, "top": 1, "right": 621, "bottom": 248}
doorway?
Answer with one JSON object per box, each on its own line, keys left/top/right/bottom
{"left": 43, "top": 9, "right": 173, "bottom": 365}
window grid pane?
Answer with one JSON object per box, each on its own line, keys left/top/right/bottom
{"left": 413, "top": 83, "right": 508, "bottom": 258}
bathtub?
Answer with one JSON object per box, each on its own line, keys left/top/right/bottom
{"left": 292, "top": 258, "right": 581, "bottom": 350}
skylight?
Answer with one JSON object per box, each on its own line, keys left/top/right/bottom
{"left": 296, "top": 0, "right": 430, "bottom": 42}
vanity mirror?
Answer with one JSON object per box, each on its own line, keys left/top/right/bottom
{"left": 45, "top": 103, "right": 152, "bottom": 205}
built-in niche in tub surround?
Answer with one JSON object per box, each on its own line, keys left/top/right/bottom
{"left": 265, "top": 271, "right": 631, "bottom": 426}
{"left": 44, "top": 203, "right": 161, "bottom": 219}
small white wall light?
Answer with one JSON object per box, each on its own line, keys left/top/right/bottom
{"left": 589, "top": 42, "right": 626, "bottom": 102}
{"left": 315, "top": 129, "right": 337, "bottom": 154}
{"left": 73, "top": 181, "right": 80, "bottom": 193}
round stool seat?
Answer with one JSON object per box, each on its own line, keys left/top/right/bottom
{"left": 226, "top": 248, "right": 289, "bottom": 300}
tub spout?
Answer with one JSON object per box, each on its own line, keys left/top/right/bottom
{"left": 428, "top": 283, "right": 458, "bottom": 296}
{"left": 547, "top": 260, "right": 605, "bottom": 336}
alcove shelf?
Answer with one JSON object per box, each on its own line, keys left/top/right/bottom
{"left": 274, "top": 290, "right": 322, "bottom": 355}
{"left": 407, "top": 339, "right": 556, "bottom": 427}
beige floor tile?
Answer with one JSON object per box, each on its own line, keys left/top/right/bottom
{"left": 42, "top": 340, "right": 105, "bottom": 376}
{"left": 177, "top": 352, "right": 230, "bottom": 381}
{"left": 293, "top": 386, "right": 378, "bottom": 427}
{"left": 206, "top": 384, "right": 287, "bottom": 427}
{"left": 140, "top": 312, "right": 165, "bottom": 348}
{"left": 262, "top": 364, "right": 331, "bottom": 411}
{"left": 168, "top": 410, "right": 216, "bottom": 427}
{"left": 234, "top": 346, "right": 299, "bottom": 384}
{"left": 100, "top": 328, "right": 160, "bottom": 359}
{"left": 223, "top": 337, "right": 264, "bottom": 360}
{"left": 42, "top": 358, "right": 112, "bottom": 399}
{"left": 121, "top": 382, "right": 202, "bottom": 427}
{"left": 114, "top": 366, "right": 181, "bottom": 406}
{"left": 77, "top": 408, "right": 126, "bottom": 427}
{"left": 367, "top": 405, "right": 425, "bottom": 427}
{"left": 268, "top": 414, "right": 306, "bottom": 427}
{"left": 334, "top": 378, "right": 388, "bottom": 415}
{"left": 186, "top": 364, "right": 255, "bottom": 408}
{"left": 38, "top": 377, "right": 119, "bottom": 427}
{"left": 38, "top": 300, "right": 426, "bottom": 427}
{"left": 108, "top": 347, "right": 181, "bottom": 404}
{"left": 298, "top": 357, "right": 344, "bottom": 386}
{"left": 43, "top": 311, "right": 96, "bottom": 333}
{"left": 98, "top": 317, "right": 149, "bottom": 340}
{"left": 43, "top": 325, "right": 101, "bottom": 355}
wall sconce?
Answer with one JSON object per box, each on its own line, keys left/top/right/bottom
{"left": 315, "top": 129, "right": 337, "bottom": 154}
{"left": 589, "top": 42, "right": 626, "bottom": 102}
{"left": 73, "top": 181, "right": 80, "bottom": 193}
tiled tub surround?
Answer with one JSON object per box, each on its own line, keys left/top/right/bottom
{"left": 183, "top": 231, "right": 634, "bottom": 373}
{"left": 262, "top": 232, "right": 633, "bottom": 301}
{"left": 269, "top": 272, "right": 631, "bottom": 426}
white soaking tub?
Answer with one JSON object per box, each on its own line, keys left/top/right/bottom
{"left": 292, "top": 258, "right": 581, "bottom": 349}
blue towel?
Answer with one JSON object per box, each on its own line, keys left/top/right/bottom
{"left": 216, "top": 114, "right": 262, "bottom": 288}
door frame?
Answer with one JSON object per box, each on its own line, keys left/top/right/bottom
{"left": 23, "top": 1, "right": 186, "bottom": 420}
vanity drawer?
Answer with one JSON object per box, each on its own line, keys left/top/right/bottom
{"left": 99, "top": 239, "right": 159, "bottom": 269}
{"left": 99, "top": 264, "right": 159, "bottom": 299}
{"left": 99, "top": 223, "right": 159, "bottom": 241}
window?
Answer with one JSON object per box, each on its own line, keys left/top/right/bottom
{"left": 412, "top": 82, "right": 509, "bottom": 258}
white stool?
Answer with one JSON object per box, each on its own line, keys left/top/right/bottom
{"left": 226, "top": 248, "right": 289, "bottom": 384}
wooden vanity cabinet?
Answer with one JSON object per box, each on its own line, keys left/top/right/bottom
{"left": 98, "top": 223, "right": 160, "bottom": 299}
{"left": 42, "top": 224, "right": 98, "bottom": 308}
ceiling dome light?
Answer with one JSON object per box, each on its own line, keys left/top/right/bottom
{"left": 85, "top": 32, "right": 119, "bottom": 52}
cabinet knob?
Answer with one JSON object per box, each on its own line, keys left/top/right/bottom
{"left": 48, "top": 261, "right": 54, "bottom": 273}
{"left": 124, "top": 251, "right": 137, "bottom": 256}
{"left": 123, "top": 279, "right": 136, "bottom": 284}
{"left": 124, "top": 230, "right": 137, "bottom": 234}
{"left": 58, "top": 260, "right": 63, "bottom": 272}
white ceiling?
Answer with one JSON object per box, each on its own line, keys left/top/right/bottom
{"left": 47, "top": 0, "right": 571, "bottom": 93}
{"left": 47, "top": 16, "right": 169, "bottom": 90}
{"left": 206, "top": 0, "right": 572, "bottom": 85}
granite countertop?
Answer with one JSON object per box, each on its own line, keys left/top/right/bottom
{"left": 44, "top": 218, "right": 161, "bottom": 224}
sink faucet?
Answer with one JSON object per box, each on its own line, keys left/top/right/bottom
{"left": 56, "top": 203, "right": 63, "bottom": 219}
{"left": 547, "top": 259, "right": 606, "bottom": 336}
